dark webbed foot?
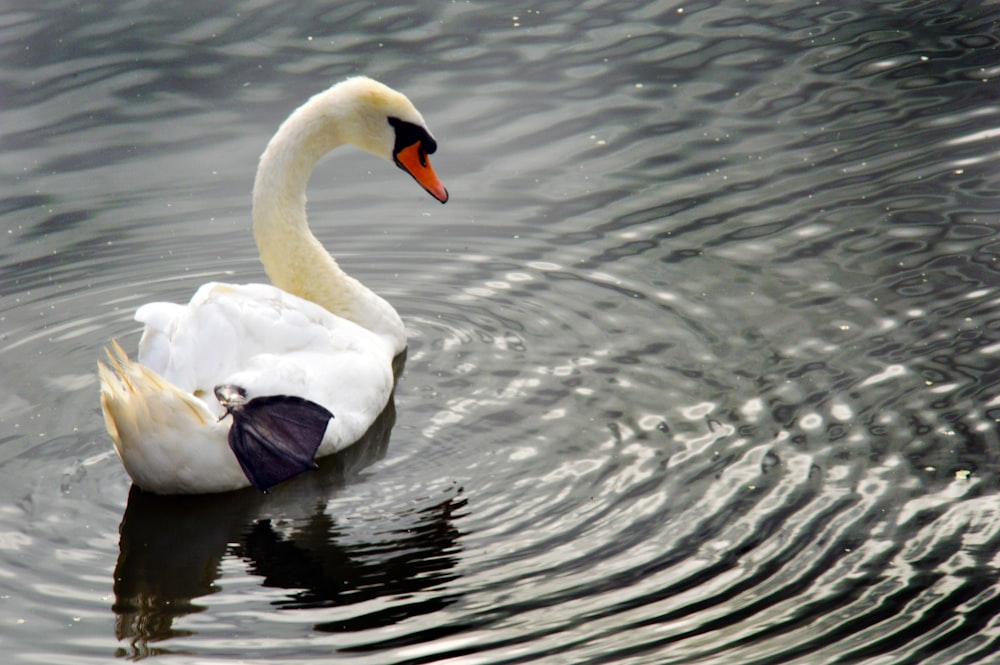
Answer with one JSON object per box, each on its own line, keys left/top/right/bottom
{"left": 215, "top": 384, "right": 335, "bottom": 493}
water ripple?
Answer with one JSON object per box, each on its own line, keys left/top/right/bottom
{"left": 1, "top": 1, "right": 1000, "bottom": 663}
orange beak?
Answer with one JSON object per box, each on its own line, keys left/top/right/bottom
{"left": 394, "top": 141, "right": 449, "bottom": 203}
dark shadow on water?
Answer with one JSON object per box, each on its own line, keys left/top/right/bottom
{"left": 233, "top": 492, "right": 465, "bottom": 634}
{"left": 112, "top": 380, "right": 465, "bottom": 659}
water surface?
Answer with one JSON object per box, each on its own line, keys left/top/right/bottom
{"left": 2, "top": 1, "right": 1000, "bottom": 663}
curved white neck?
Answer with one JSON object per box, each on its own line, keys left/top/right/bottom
{"left": 251, "top": 100, "right": 406, "bottom": 356}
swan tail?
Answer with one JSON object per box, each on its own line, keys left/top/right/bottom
{"left": 98, "top": 341, "right": 242, "bottom": 493}
{"left": 99, "top": 340, "right": 208, "bottom": 444}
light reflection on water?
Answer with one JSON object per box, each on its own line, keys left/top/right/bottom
{"left": 1, "top": 1, "right": 999, "bottom": 663}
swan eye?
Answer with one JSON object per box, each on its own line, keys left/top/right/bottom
{"left": 387, "top": 116, "right": 437, "bottom": 157}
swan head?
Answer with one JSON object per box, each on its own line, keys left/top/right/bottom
{"left": 308, "top": 76, "right": 448, "bottom": 203}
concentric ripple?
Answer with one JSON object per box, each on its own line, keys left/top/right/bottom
{"left": 1, "top": 1, "right": 999, "bottom": 664}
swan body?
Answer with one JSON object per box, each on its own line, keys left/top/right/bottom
{"left": 99, "top": 77, "right": 447, "bottom": 494}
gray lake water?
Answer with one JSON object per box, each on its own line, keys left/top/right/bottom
{"left": 2, "top": 1, "right": 1000, "bottom": 663}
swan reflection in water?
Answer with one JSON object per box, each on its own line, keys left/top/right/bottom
{"left": 111, "top": 388, "right": 466, "bottom": 658}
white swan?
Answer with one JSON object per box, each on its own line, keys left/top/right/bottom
{"left": 99, "top": 77, "right": 448, "bottom": 495}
